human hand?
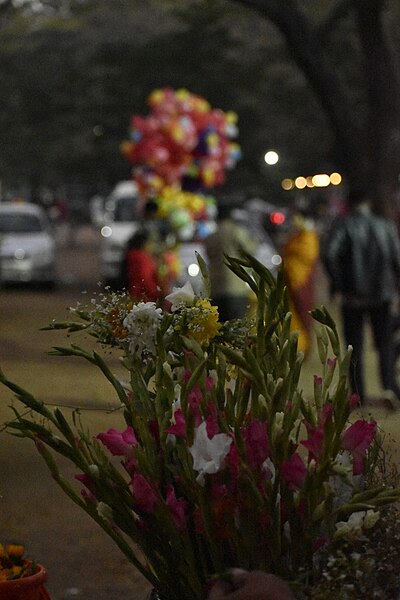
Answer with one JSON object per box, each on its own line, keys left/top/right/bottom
{"left": 208, "top": 569, "right": 295, "bottom": 600}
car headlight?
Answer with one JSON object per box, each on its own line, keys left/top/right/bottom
{"left": 14, "top": 248, "right": 26, "bottom": 260}
{"left": 101, "top": 225, "right": 113, "bottom": 238}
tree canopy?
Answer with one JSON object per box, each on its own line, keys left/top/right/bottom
{"left": 0, "top": 0, "right": 398, "bottom": 213}
{"left": 231, "top": 0, "right": 400, "bottom": 213}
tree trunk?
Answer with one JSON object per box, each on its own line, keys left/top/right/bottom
{"left": 231, "top": 0, "right": 400, "bottom": 216}
{"left": 353, "top": 0, "right": 400, "bottom": 216}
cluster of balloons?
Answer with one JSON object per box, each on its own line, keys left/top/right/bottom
{"left": 121, "top": 88, "right": 241, "bottom": 202}
{"left": 157, "top": 187, "right": 216, "bottom": 237}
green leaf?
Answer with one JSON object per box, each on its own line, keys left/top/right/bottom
{"left": 195, "top": 252, "right": 211, "bottom": 297}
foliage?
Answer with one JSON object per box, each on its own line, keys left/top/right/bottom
{"left": 1, "top": 255, "right": 400, "bottom": 598}
{"left": 0, "top": 0, "right": 331, "bottom": 200}
{"left": 230, "top": 0, "right": 400, "bottom": 212}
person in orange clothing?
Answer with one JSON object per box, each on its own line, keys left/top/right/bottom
{"left": 282, "top": 210, "right": 320, "bottom": 357}
{"left": 125, "top": 229, "right": 162, "bottom": 302}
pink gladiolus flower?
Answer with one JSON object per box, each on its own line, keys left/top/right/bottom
{"left": 226, "top": 441, "right": 240, "bottom": 478}
{"left": 97, "top": 426, "right": 137, "bottom": 457}
{"left": 206, "top": 400, "right": 218, "bottom": 421}
{"left": 210, "top": 481, "right": 228, "bottom": 500}
{"left": 312, "top": 536, "right": 327, "bottom": 552}
{"left": 205, "top": 375, "right": 215, "bottom": 391}
{"left": 281, "top": 452, "right": 307, "bottom": 490}
{"left": 75, "top": 473, "right": 96, "bottom": 503}
{"left": 183, "top": 366, "right": 193, "bottom": 381}
{"left": 75, "top": 472, "right": 94, "bottom": 492}
{"left": 342, "top": 419, "right": 377, "bottom": 475}
{"left": 301, "top": 426, "right": 324, "bottom": 462}
{"left": 188, "top": 386, "right": 202, "bottom": 411}
{"left": 148, "top": 420, "right": 160, "bottom": 447}
{"left": 327, "top": 358, "right": 336, "bottom": 370}
{"left": 206, "top": 414, "right": 219, "bottom": 438}
{"left": 349, "top": 393, "right": 360, "bottom": 410}
{"left": 124, "top": 458, "right": 136, "bottom": 476}
{"left": 319, "top": 403, "right": 333, "bottom": 426}
{"left": 166, "top": 485, "right": 188, "bottom": 529}
{"left": 166, "top": 409, "right": 186, "bottom": 437}
{"left": 193, "top": 507, "right": 205, "bottom": 534}
{"left": 131, "top": 472, "right": 159, "bottom": 513}
{"left": 242, "top": 420, "right": 269, "bottom": 470}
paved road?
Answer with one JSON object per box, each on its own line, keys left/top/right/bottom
{"left": 1, "top": 225, "right": 151, "bottom": 600}
{"left": 1, "top": 224, "right": 399, "bottom": 600}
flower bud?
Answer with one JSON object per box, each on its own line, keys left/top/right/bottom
{"left": 97, "top": 502, "right": 113, "bottom": 522}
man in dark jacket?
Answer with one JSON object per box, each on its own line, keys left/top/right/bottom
{"left": 322, "top": 191, "right": 400, "bottom": 405}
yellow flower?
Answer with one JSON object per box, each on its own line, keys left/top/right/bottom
{"left": 11, "top": 566, "right": 23, "bottom": 577}
{"left": 187, "top": 299, "right": 221, "bottom": 345}
{"left": 7, "top": 544, "right": 24, "bottom": 558}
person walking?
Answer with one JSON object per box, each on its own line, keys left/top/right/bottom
{"left": 322, "top": 190, "right": 400, "bottom": 405}
{"left": 282, "top": 210, "right": 320, "bottom": 357}
{"left": 204, "top": 203, "right": 258, "bottom": 321}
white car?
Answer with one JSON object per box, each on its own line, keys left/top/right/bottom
{"left": 99, "top": 181, "right": 141, "bottom": 286}
{"left": 0, "top": 202, "right": 56, "bottom": 287}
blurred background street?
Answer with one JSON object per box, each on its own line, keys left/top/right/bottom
{"left": 1, "top": 224, "right": 399, "bottom": 600}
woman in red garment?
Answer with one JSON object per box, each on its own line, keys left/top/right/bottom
{"left": 125, "top": 229, "right": 161, "bottom": 302}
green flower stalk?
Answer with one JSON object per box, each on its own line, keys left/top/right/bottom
{"left": 1, "top": 254, "right": 399, "bottom": 599}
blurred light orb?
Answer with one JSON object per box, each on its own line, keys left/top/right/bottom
{"left": 281, "top": 178, "right": 294, "bottom": 190}
{"left": 312, "top": 174, "right": 330, "bottom": 187}
{"left": 295, "top": 177, "right": 307, "bottom": 189}
{"left": 264, "top": 150, "right": 279, "bottom": 165}
{"left": 188, "top": 263, "right": 200, "bottom": 277}
{"left": 330, "top": 172, "right": 342, "bottom": 185}
{"left": 272, "top": 254, "right": 282, "bottom": 266}
{"left": 93, "top": 125, "right": 104, "bottom": 137}
{"left": 101, "top": 226, "right": 113, "bottom": 238}
{"left": 306, "top": 177, "right": 314, "bottom": 188}
{"left": 270, "top": 211, "right": 286, "bottom": 225}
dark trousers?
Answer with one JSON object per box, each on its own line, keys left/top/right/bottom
{"left": 212, "top": 295, "right": 249, "bottom": 322}
{"left": 342, "top": 302, "right": 399, "bottom": 401}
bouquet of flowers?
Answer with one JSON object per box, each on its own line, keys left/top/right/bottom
{"left": 1, "top": 254, "right": 400, "bottom": 599}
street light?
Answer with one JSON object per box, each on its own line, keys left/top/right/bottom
{"left": 264, "top": 150, "right": 279, "bottom": 165}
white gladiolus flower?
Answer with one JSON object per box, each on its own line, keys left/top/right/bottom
{"left": 262, "top": 457, "right": 276, "bottom": 483}
{"left": 163, "top": 361, "right": 172, "bottom": 377}
{"left": 88, "top": 464, "right": 100, "bottom": 478}
{"left": 165, "top": 281, "right": 196, "bottom": 311}
{"left": 171, "top": 386, "right": 182, "bottom": 416}
{"left": 189, "top": 421, "right": 232, "bottom": 485}
{"left": 97, "top": 502, "right": 113, "bottom": 522}
{"left": 274, "top": 412, "right": 285, "bottom": 431}
{"left": 334, "top": 509, "right": 380, "bottom": 541}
